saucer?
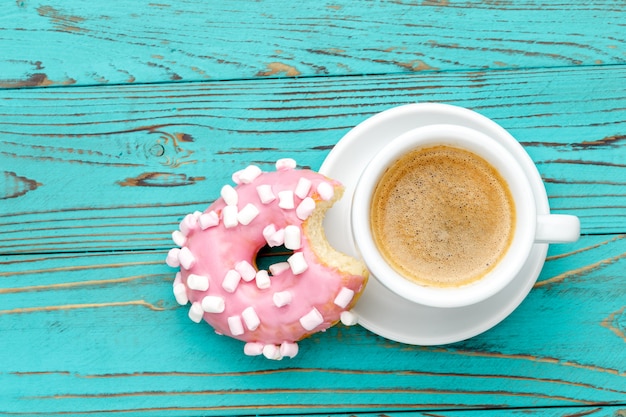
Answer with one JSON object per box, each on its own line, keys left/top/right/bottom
{"left": 319, "top": 103, "right": 550, "bottom": 345}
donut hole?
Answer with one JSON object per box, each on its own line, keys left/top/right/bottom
{"left": 255, "top": 244, "right": 294, "bottom": 275}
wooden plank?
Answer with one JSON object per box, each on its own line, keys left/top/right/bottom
{"left": 379, "top": 409, "right": 626, "bottom": 417}
{"left": 306, "top": 408, "right": 626, "bottom": 417}
{"left": 1, "top": 65, "right": 624, "bottom": 255}
{"left": 354, "top": 409, "right": 624, "bottom": 417}
{"left": 1, "top": 0, "right": 624, "bottom": 87}
{"left": 315, "top": 408, "right": 626, "bottom": 417}
{"left": 1, "top": 234, "right": 624, "bottom": 415}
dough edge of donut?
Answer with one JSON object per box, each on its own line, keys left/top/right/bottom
{"left": 304, "top": 184, "right": 370, "bottom": 283}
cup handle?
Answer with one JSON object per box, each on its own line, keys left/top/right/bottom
{"left": 535, "top": 214, "right": 581, "bottom": 244}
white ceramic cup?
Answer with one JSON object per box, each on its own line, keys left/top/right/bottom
{"left": 351, "top": 123, "right": 580, "bottom": 309}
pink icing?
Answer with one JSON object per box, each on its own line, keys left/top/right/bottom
{"left": 167, "top": 164, "right": 366, "bottom": 358}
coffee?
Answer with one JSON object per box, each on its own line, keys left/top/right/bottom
{"left": 370, "top": 145, "right": 515, "bottom": 287}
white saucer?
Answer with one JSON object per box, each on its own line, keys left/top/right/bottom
{"left": 320, "top": 103, "right": 550, "bottom": 345}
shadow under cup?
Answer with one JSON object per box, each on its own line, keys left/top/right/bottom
{"left": 351, "top": 124, "right": 537, "bottom": 309}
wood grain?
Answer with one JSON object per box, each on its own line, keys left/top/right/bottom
{"left": 1, "top": 1, "right": 624, "bottom": 415}
{"left": 0, "top": 0, "right": 624, "bottom": 87}
{"left": 1, "top": 65, "right": 624, "bottom": 256}
{"left": 1, "top": 233, "right": 625, "bottom": 414}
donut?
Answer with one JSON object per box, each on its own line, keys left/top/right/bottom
{"left": 165, "top": 158, "right": 368, "bottom": 359}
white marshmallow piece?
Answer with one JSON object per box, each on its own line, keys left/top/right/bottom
{"left": 244, "top": 342, "right": 264, "bottom": 356}
{"left": 227, "top": 315, "right": 244, "bottom": 336}
{"left": 277, "top": 190, "right": 294, "bottom": 209}
{"left": 256, "top": 184, "right": 276, "bottom": 204}
{"left": 262, "top": 224, "right": 277, "bottom": 244}
{"left": 193, "top": 210, "right": 203, "bottom": 219}
{"left": 263, "top": 224, "right": 285, "bottom": 247}
{"left": 317, "top": 181, "right": 334, "bottom": 201}
{"left": 173, "top": 282, "right": 189, "bottom": 305}
{"left": 179, "top": 213, "right": 197, "bottom": 236}
{"left": 199, "top": 211, "right": 219, "bottom": 229}
{"left": 255, "top": 270, "right": 271, "bottom": 289}
{"left": 296, "top": 197, "right": 316, "bottom": 221}
{"left": 178, "top": 247, "right": 196, "bottom": 270}
{"left": 231, "top": 169, "right": 244, "bottom": 185}
{"left": 283, "top": 225, "right": 301, "bottom": 250}
{"left": 272, "top": 290, "right": 292, "bottom": 307}
{"left": 280, "top": 342, "right": 299, "bottom": 359}
{"left": 269, "top": 228, "right": 285, "bottom": 247}
{"left": 294, "top": 177, "right": 312, "bottom": 199}
{"left": 263, "top": 344, "right": 282, "bottom": 360}
{"left": 166, "top": 248, "right": 181, "bottom": 267}
{"left": 235, "top": 260, "right": 256, "bottom": 282}
{"left": 340, "top": 310, "right": 358, "bottom": 326}
{"left": 172, "top": 230, "right": 187, "bottom": 247}
{"left": 222, "top": 205, "right": 239, "bottom": 229}
{"left": 242, "top": 306, "right": 260, "bottom": 331}
{"left": 222, "top": 269, "right": 241, "bottom": 293}
{"left": 188, "top": 302, "right": 204, "bottom": 323}
{"left": 221, "top": 184, "right": 239, "bottom": 206}
{"left": 269, "top": 262, "right": 290, "bottom": 276}
{"left": 237, "top": 203, "right": 259, "bottom": 226}
{"left": 201, "top": 296, "right": 225, "bottom": 313}
{"left": 275, "top": 158, "right": 297, "bottom": 171}
{"left": 238, "top": 165, "right": 262, "bottom": 184}
{"left": 299, "top": 307, "right": 324, "bottom": 331}
{"left": 287, "top": 252, "right": 308, "bottom": 275}
{"left": 187, "top": 274, "right": 210, "bottom": 291}
{"left": 333, "top": 287, "right": 355, "bottom": 308}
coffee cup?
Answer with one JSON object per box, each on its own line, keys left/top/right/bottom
{"left": 351, "top": 123, "right": 580, "bottom": 309}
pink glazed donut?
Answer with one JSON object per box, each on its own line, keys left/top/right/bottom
{"left": 165, "top": 158, "right": 368, "bottom": 359}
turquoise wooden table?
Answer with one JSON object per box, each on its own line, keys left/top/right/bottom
{"left": 1, "top": 1, "right": 625, "bottom": 415}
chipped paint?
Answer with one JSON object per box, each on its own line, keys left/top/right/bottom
{"left": 256, "top": 62, "right": 301, "bottom": 77}
{"left": 535, "top": 251, "right": 626, "bottom": 287}
{"left": 37, "top": 5, "right": 88, "bottom": 33}
{"left": 0, "top": 300, "right": 165, "bottom": 315}
{"left": 147, "top": 131, "right": 196, "bottom": 168}
{"left": 117, "top": 172, "right": 205, "bottom": 187}
{"left": 601, "top": 306, "right": 626, "bottom": 343}
{"left": 399, "top": 60, "right": 438, "bottom": 71}
{"left": 0, "top": 73, "right": 76, "bottom": 88}
{"left": 1, "top": 171, "right": 42, "bottom": 199}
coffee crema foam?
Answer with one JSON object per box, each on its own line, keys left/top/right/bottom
{"left": 371, "top": 145, "right": 515, "bottom": 287}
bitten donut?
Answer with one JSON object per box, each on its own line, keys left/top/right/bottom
{"left": 165, "top": 158, "right": 368, "bottom": 359}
